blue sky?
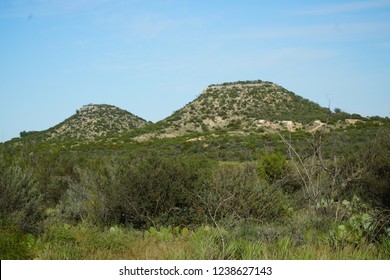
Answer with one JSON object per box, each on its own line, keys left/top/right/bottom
{"left": 1, "top": 0, "right": 390, "bottom": 142}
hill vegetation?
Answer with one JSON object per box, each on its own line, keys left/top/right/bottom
{"left": 133, "top": 80, "right": 367, "bottom": 141}
{"left": 162, "top": 80, "right": 331, "bottom": 133}
{"left": 18, "top": 104, "right": 149, "bottom": 142}
{"left": 1, "top": 80, "right": 390, "bottom": 260}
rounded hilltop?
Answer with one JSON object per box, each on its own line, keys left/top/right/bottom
{"left": 157, "top": 80, "right": 332, "bottom": 136}
{"left": 47, "top": 104, "right": 149, "bottom": 140}
{"left": 16, "top": 104, "right": 149, "bottom": 142}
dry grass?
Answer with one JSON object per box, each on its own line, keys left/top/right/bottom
{"left": 30, "top": 224, "right": 389, "bottom": 260}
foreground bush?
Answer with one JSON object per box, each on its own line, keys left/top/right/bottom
{"left": 199, "top": 163, "right": 289, "bottom": 226}
{"left": 0, "top": 162, "right": 43, "bottom": 233}
{"left": 59, "top": 157, "right": 289, "bottom": 230}
{"left": 60, "top": 154, "right": 213, "bottom": 228}
{"left": 0, "top": 224, "right": 36, "bottom": 259}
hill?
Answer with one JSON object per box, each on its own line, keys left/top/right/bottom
{"left": 137, "top": 80, "right": 335, "bottom": 140}
{"left": 18, "top": 104, "right": 149, "bottom": 142}
{"left": 12, "top": 80, "right": 374, "bottom": 144}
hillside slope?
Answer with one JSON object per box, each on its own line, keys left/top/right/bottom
{"left": 149, "top": 80, "right": 332, "bottom": 138}
{"left": 19, "top": 104, "right": 149, "bottom": 142}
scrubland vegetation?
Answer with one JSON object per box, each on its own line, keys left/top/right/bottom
{"left": 1, "top": 121, "right": 390, "bottom": 260}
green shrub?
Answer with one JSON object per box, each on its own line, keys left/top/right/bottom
{"left": 0, "top": 224, "right": 36, "bottom": 259}
{"left": 59, "top": 154, "right": 214, "bottom": 228}
{"left": 257, "top": 152, "right": 287, "bottom": 184}
{"left": 199, "top": 163, "right": 289, "bottom": 226}
{"left": 0, "top": 163, "right": 43, "bottom": 233}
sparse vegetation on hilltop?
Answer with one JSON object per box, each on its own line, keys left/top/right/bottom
{"left": 17, "top": 104, "right": 149, "bottom": 142}
{"left": 147, "top": 81, "right": 336, "bottom": 140}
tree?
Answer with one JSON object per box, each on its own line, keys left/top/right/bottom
{"left": 278, "top": 131, "right": 366, "bottom": 207}
{"left": 334, "top": 108, "right": 342, "bottom": 114}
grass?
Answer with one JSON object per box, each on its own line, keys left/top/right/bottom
{"left": 5, "top": 222, "right": 386, "bottom": 260}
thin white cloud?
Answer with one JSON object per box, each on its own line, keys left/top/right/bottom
{"left": 377, "top": 42, "right": 390, "bottom": 48}
{"left": 216, "top": 21, "right": 390, "bottom": 43}
{"left": 0, "top": 0, "right": 126, "bottom": 19}
{"left": 94, "top": 63, "right": 129, "bottom": 72}
{"left": 294, "top": 0, "right": 390, "bottom": 15}
{"left": 264, "top": 47, "right": 338, "bottom": 61}
{"left": 130, "top": 14, "right": 179, "bottom": 38}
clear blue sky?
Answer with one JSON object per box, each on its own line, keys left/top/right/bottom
{"left": 1, "top": 0, "right": 390, "bottom": 142}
